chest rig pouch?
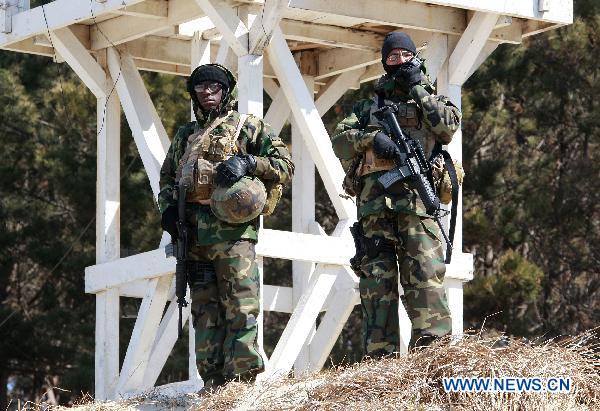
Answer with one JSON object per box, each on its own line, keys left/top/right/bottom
{"left": 176, "top": 113, "right": 248, "bottom": 204}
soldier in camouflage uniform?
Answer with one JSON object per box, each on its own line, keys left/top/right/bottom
{"left": 331, "top": 32, "right": 461, "bottom": 355}
{"left": 158, "top": 64, "right": 294, "bottom": 388}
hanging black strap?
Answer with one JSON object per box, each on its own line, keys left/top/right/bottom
{"left": 440, "top": 149, "right": 459, "bottom": 264}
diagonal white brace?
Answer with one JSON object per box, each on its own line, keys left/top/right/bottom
{"left": 49, "top": 27, "right": 106, "bottom": 98}
{"left": 267, "top": 27, "right": 355, "bottom": 221}
{"left": 116, "top": 275, "right": 173, "bottom": 396}
{"left": 107, "top": 47, "right": 170, "bottom": 200}
{"left": 448, "top": 12, "right": 499, "bottom": 85}
{"left": 260, "top": 265, "right": 338, "bottom": 380}
{"left": 194, "top": 0, "right": 249, "bottom": 56}
{"left": 249, "top": 0, "right": 289, "bottom": 54}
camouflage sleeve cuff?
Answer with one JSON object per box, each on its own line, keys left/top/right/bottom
{"left": 253, "top": 155, "right": 271, "bottom": 177}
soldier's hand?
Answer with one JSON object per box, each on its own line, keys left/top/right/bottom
{"left": 161, "top": 206, "right": 179, "bottom": 239}
{"left": 373, "top": 132, "right": 400, "bottom": 159}
{"left": 395, "top": 59, "right": 422, "bottom": 88}
{"left": 215, "top": 154, "right": 257, "bottom": 187}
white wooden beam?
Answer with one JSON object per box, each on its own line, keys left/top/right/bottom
{"left": 291, "top": 75, "right": 316, "bottom": 372}
{"left": 107, "top": 48, "right": 170, "bottom": 199}
{"left": 49, "top": 27, "right": 106, "bottom": 98}
{"left": 263, "top": 86, "right": 290, "bottom": 135}
{"left": 117, "top": 275, "right": 172, "bottom": 395}
{"left": 267, "top": 28, "right": 356, "bottom": 221}
{"left": 91, "top": 15, "right": 170, "bottom": 51}
{"left": 113, "top": 0, "right": 168, "bottom": 19}
{"left": 315, "top": 69, "right": 365, "bottom": 116}
{"left": 281, "top": 19, "right": 382, "bottom": 51}
{"left": 420, "top": 33, "right": 448, "bottom": 84}
{"left": 191, "top": 31, "right": 211, "bottom": 69}
{"left": 125, "top": 35, "right": 191, "bottom": 66}
{"left": 238, "top": 54, "right": 264, "bottom": 116}
{"left": 94, "top": 55, "right": 121, "bottom": 400}
{"left": 95, "top": 289, "right": 120, "bottom": 400}
{"left": 410, "top": 0, "right": 572, "bottom": 25}
{"left": 289, "top": 0, "right": 467, "bottom": 35}
{"left": 464, "top": 41, "right": 498, "bottom": 82}
{"left": 142, "top": 297, "right": 192, "bottom": 389}
{"left": 308, "top": 286, "right": 359, "bottom": 371}
{"left": 257, "top": 228, "right": 354, "bottom": 265}
{"left": 448, "top": 12, "right": 499, "bottom": 86}
{"left": 194, "top": 0, "right": 249, "bottom": 56}
{"left": 0, "top": 0, "right": 146, "bottom": 47}
{"left": 316, "top": 49, "right": 380, "bottom": 80}
{"left": 263, "top": 285, "right": 293, "bottom": 313}
{"left": 261, "top": 266, "right": 337, "bottom": 380}
{"left": 249, "top": 0, "right": 289, "bottom": 54}
{"left": 360, "top": 63, "right": 384, "bottom": 84}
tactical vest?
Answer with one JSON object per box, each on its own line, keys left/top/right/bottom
{"left": 176, "top": 112, "right": 247, "bottom": 204}
{"left": 356, "top": 98, "right": 434, "bottom": 177}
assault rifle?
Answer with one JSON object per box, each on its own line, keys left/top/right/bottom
{"left": 165, "top": 178, "right": 191, "bottom": 339}
{"left": 373, "top": 103, "right": 454, "bottom": 263}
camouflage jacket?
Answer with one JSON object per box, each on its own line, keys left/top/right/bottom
{"left": 331, "top": 73, "right": 461, "bottom": 219}
{"left": 159, "top": 67, "right": 294, "bottom": 245}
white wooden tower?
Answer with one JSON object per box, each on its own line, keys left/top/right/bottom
{"left": 1, "top": 0, "right": 572, "bottom": 401}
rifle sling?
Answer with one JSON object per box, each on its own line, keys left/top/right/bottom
{"left": 440, "top": 149, "right": 459, "bottom": 264}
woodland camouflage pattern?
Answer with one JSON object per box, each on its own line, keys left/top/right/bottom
{"left": 188, "top": 239, "right": 262, "bottom": 384}
{"left": 158, "top": 65, "right": 293, "bottom": 383}
{"left": 332, "top": 69, "right": 460, "bottom": 353}
{"left": 210, "top": 176, "right": 267, "bottom": 224}
{"left": 158, "top": 65, "right": 294, "bottom": 245}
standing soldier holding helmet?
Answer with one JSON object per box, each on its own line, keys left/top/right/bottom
{"left": 158, "top": 64, "right": 294, "bottom": 389}
{"left": 331, "top": 32, "right": 462, "bottom": 356}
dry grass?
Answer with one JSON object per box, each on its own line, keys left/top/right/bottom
{"left": 50, "top": 330, "right": 599, "bottom": 411}
{"left": 199, "top": 330, "right": 599, "bottom": 411}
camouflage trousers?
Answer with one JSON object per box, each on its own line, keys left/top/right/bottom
{"left": 188, "top": 239, "right": 264, "bottom": 384}
{"left": 357, "top": 210, "right": 451, "bottom": 356}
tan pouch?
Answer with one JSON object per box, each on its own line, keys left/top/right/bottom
{"left": 431, "top": 155, "right": 464, "bottom": 204}
{"left": 262, "top": 183, "right": 283, "bottom": 216}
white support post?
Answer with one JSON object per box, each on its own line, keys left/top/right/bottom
{"left": 292, "top": 76, "right": 316, "bottom": 373}
{"left": 106, "top": 47, "right": 170, "bottom": 200}
{"left": 448, "top": 12, "right": 499, "bottom": 85}
{"left": 267, "top": 27, "right": 355, "bottom": 222}
{"left": 94, "top": 52, "right": 120, "bottom": 401}
{"left": 238, "top": 54, "right": 264, "bottom": 116}
{"left": 117, "top": 275, "right": 173, "bottom": 396}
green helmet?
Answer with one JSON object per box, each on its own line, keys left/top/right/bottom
{"left": 210, "top": 176, "right": 267, "bottom": 224}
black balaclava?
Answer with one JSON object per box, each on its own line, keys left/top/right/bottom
{"left": 187, "top": 64, "right": 232, "bottom": 122}
{"left": 381, "top": 32, "right": 417, "bottom": 75}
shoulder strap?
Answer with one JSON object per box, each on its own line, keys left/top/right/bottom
{"left": 440, "top": 149, "right": 459, "bottom": 264}
{"left": 176, "top": 111, "right": 233, "bottom": 178}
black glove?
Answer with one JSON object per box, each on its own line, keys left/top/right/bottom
{"left": 215, "top": 154, "right": 257, "bottom": 187}
{"left": 373, "top": 132, "right": 399, "bottom": 159}
{"left": 395, "top": 58, "right": 422, "bottom": 88}
{"left": 161, "top": 206, "right": 178, "bottom": 238}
